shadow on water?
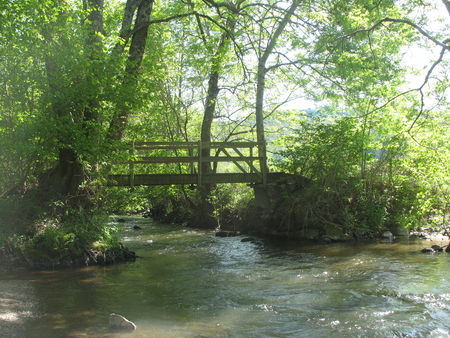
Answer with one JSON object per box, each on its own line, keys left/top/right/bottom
{"left": 1, "top": 216, "right": 449, "bottom": 337}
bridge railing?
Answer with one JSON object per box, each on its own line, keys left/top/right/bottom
{"left": 122, "top": 141, "right": 265, "bottom": 186}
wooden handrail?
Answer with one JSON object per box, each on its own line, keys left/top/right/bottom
{"left": 125, "top": 156, "right": 262, "bottom": 164}
{"left": 118, "top": 140, "right": 266, "bottom": 183}
{"left": 132, "top": 141, "right": 259, "bottom": 149}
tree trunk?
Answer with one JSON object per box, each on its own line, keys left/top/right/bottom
{"left": 108, "top": 0, "right": 155, "bottom": 141}
{"left": 200, "top": 18, "right": 236, "bottom": 174}
{"left": 197, "top": 19, "right": 235, "bottom": 228}
{"left": 36, "top": 0, "right": 104, "bottom": 209}
{"left": 254, "top": 1, "right": 300, "bottom": 185}
{"left": 255, "top": 60, "right": 268, "bottom": 184}
{"left": 443, "top": 0, "right": 450, "bottom": 17}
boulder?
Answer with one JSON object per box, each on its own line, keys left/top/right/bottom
{"left": 382, "top": 231, "right": 394, "bottom": 240}
{"left": 109, "top": 313, "right": 136, "bottom": 332}
{"left": 392, "top": 226, "right": 409, "bottom": 237}
{"left": 431, "top": 245, "right": 443, "bottom": 252}
{"left": 421, "top": 248, "right": 435, "bottom": 254}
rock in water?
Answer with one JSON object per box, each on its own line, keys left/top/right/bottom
{"left": 382, "top": 231, "right": 394, "bottom": 240}
{"left": 215, "top": 231, "right": 241, "bottom": 237}
{"left": 133, "top": 225, "right": 142, "bottom": 230}
{"left": 109, "top": 313, "right": 136, "bottom": 331}
{"left": 421, "top": 248, "right": 435, "bottom": 254}
{"left": 431, "top": 245, "right": 443, "bottom": 252}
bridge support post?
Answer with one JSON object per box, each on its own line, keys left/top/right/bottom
{"left": 198, "top": 141, "right": 202, "bottom": 185}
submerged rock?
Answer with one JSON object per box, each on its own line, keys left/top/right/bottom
{"left": 133, "top": 225, "right": 143, "bottom": 230}
{"left": 241, "top": 237, "right": 256, "bottom": 243}
{"left": 117, "top": 218, "right": 126, "bottom": 223}
{"left": 109, "top": 313, "right": 136, "bottom": 332}
{"left": 421, "top": 248, "right": 435, "bottom": 253}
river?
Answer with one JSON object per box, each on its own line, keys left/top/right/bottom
{"left": 1, "top": 216, "right": 449, "bottom": 337}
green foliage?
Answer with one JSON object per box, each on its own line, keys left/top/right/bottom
{"left": 209, "top": 184, "right": 254, "bottom": 229}
{"left": 4, "top": 212, "right": 123, "bottom": 268}
{"left": 276, "top": 107, "right": 449, "bottom": 233}
{"left": 0, "top": 0, "right": 448, "bottom": 247}
{"left": 105, "top": 186, "right": 152, "bottom": 214}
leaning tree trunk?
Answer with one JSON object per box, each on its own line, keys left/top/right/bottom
{"left": 108, "top": 0, "right": 155, "bottom": 141}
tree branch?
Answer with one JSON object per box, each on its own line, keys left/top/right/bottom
{"left": 347, "top": 17, "right": 450, "bottom": 51}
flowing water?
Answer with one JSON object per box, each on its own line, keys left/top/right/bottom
{"left": 1, "top": 217, "right": 449, "bottom": 337}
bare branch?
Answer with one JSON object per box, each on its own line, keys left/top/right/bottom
{"left": 408, "top": 45, "right": 447, "bottom": 131}
{"left": 347, "top": 17, "right": 450, "bottom": 51}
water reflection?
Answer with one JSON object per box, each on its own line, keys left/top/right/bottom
{"left": 1, "top": 217, "right": 449, "bottom": 337}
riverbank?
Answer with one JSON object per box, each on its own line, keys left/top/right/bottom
{"left": 0, "top": 216, "right": 136, "bottom": 270}
{"left": 148, "top": 198, "right": 450, "bottom": 244}
{"left": 144, "top": 180, "right": 449, "bottom": 244}
{"left": 2, "top": 206, "right": 448, "bottom": 271}
{"left": 0, "top": 240, "right": 136, "bottom": 270}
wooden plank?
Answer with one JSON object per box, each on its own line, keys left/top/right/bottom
{"left": 221, "top": 148, "right": 247, "bottom": 173}
{"left": 134, "top": 141, "right": 198, "bottom": 146}
{"left": 125, "top": 156, "right": 260, "bottom": 164}
{"left": 130, "top": 157, "right": 198, "bottom": 164}
{"left": 107, "top": 173, "right": 264, "bottom": 186}
{"left": 133, "top": 141, "right": 259, "bottom": 147}
{"left": 201, "top": 156, "right": 260, "bottom": 162}
{"left": 203, "top": 141, "right": 258, "bottom": 148}
{"left": 232, "top": 147, "right": 260, "bottom": 173}
{"left": 134, "top": 145, "right": 198, "bottom": 150}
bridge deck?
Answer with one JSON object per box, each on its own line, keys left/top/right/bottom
{"left": 108, "top": 172, "right": 290, "bottom": 186}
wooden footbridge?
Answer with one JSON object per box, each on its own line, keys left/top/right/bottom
{"left": 108, "top": 141, "right": 282, "bottom": 187}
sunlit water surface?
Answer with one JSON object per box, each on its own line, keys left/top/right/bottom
{"left": 1, "top": 217, "right": 449, "bottom": 337}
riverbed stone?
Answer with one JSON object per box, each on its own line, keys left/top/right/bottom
{"left": 133, "top": 225, "right": 142, "bottom": 230}
{"left": 421, "top": 248, "right": 435, "bottom": 253}
{"left": 109, "top": 313, "right": 136, "bottom": 331}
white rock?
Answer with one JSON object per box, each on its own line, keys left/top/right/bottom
{"left": 382, "top": 231, "right": 394, "bottom": 239}
{"left": 109, "top": 313, "right": 136, "bottom": 331}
